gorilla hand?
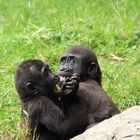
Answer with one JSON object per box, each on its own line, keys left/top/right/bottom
{"left": 60, "top": 73, "right": 80, "bottom": 114}
{"left": 61, "top": 73, "right": 80, "bottom": 96}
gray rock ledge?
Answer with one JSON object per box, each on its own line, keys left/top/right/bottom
{"left": 71, "top": 106, "right": 140, "bottom": 140}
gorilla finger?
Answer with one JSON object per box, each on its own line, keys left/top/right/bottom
{"left": 65, "top": 81, "right": 78, "bottom": 86}
{"left": 65, "top": 81, "right": 76, "bottom": 85}
{"left": 66, "top": 85, "right": 75, "bottom": 89}
{"left": 70, "top": 77, "right": 79, "bottom": 81}
{"left": 71, "top": 74, "right": 80, "bottom": 80}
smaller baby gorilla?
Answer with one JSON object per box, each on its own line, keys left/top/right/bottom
{"left": 15, "top": 59, "right": 64, "bottom": 140}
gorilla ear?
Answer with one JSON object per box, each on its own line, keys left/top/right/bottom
{"left": 88, "top": 62, "right": 97, "bottom": 76}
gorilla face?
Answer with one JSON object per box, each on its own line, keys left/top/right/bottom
{"left": 58, "top": 53, "right": 82, "bottom": 78}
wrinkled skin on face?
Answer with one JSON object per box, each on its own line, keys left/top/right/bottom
{"left": 58, "top": 53, "right": 82, "bottom": 78}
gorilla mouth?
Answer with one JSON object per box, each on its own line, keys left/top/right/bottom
{"left": 53, "top": 84, "right": 61, "bottom": 93}
{"left": 60, "top": 76, "right": 66, "bottom": 81}
{"left": 58, "top": 71, "right": 72, "bottom": 78}
{"left": 53, "top": 76, "right": 70, "bottom": 93}
{"left": 49, "top": 76, "right": 61, "bottom": 94}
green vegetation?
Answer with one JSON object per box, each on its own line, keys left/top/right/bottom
{"left": 0, "top": 0, "right": 139, "bottom": 139}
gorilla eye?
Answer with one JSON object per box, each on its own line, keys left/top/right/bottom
{"left": 61, "top": 59, "right": 66, "bottom": 65}
{"left": 70, "top": 59, "right": 76, "bottom": 65}
{"left": 26, "top": 82, "right": 38, "bottom": 93}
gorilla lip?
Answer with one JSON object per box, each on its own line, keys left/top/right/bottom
{"left": 53, "top": 84, "right": 61, "bottom": 93}
{"left": 53, "top": 76, "right": 66, "bottom": 93}
{"left": 52, "top": 77, "right": 62, "bottom": 93}
{"left": 60, "top": 76, "right": 66, "bottom": 81}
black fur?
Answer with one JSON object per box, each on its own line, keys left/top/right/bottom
{"left": 15, "top": 59, "right": 64, "bottom": 140}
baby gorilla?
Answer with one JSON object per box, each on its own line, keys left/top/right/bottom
{"left": 57, "top": 46, "right": 120, "bottom": 138}
{"left": 15, "top": 59, "right": 64, "bottom": 140}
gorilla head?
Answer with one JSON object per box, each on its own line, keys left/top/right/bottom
{"left": 15, "top": 59, "right": 61, "bottom": 101}
{"left": 58, "top": 46, "right": 102, "bottom": 85}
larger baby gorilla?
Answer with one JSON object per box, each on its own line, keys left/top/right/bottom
{"left": 58, "top": 46, "right": 120, "bottom": 134}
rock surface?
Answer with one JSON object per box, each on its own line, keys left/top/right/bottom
{"left": 71, "top": 106, "right": 140, "bottom": 140}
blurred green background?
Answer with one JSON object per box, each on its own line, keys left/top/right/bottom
{"left": 0, "top": 0, "right": 140, "bottom": 139}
